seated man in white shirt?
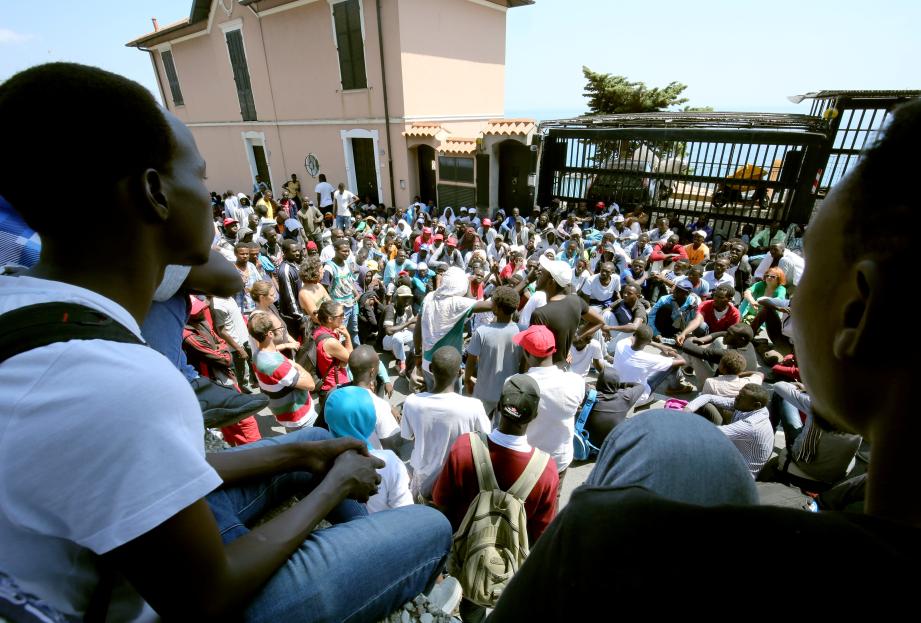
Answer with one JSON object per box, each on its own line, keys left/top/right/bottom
{"left": 400, "top": 346, "right": 491, "bottom": 499}
{"left": 569, "top": 332, "right": 605, "bottom": 378}
{"left": 699, "top": 350, "right": 763, "bottom": 399}
{"left": 517, "top": 325, "right": 586, "bottom": 475}
{"left": 682, "top": 384, "right": 772, "bottom": 478}
{"left": 612, "top": 324, "right": 693, "bottom": 400}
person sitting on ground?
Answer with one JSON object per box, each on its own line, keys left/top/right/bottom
{"left": 0, "top": 62, "right": 451, "bottom": 622}
{"left": 583, "top": 368, "right": 644, "bottom": 445}
{"left": 749, "top": 220, "right": 787, "bottom": 255}
{"left": 647, "top": 217, "right": 673, "bottom": 243}
{"left": 401, "top": 346, "right": 492, "bottom": 499}
{"left": 612, "top": 324, "right": 693, "bottom": 399}
{"left": 649, "top": 234, "right": 687, "bottom": 270}
{"left": 753, "top": 241, "right": 804, "bottom": 295}
{"left": 647, "top": 280, "right": 701, "bottom": 340}
{"left": 347, "top": 346, "right": 403, "bottom": 452}
{"left": 530, "top": 256, "right": 605, "bottom": 365}
{"left": 249, "top": 312, "right": 317, "bottom": 430}
{"left": 324, "top": 386, "right": 413, "bottom": 514}
{"left": 621, "top": 257, "right": 653, "bottom": 301}
{"left": 517, "top": 325, "right": 586, "bottom": 474}
{"left": 738, "top": 266, "right": 786, "bottom": 323}
{"left": 683, "top": 383, "right": 772, "bottom": 478}
{"left": 602, "top": 283, "right": 648, "bottom": 354}
{"left": 580, "top": 261, "right": 620, "bottom": 311}
{"left": 679, "top": 321, "right": 758, "bottom": 389}
{"left": 758, "top": 381, "right": 862, "bottom": 491}
{"left": 568, "top": 331, "right": 605, "bottom": 378}
{"left": 433, "top": 374, "right": 559, "bottom": 623}
{"left": 465, "top": 286, "right": 522, "bottom": 417}
{"left": 699, "top": 350, "right": 763, "bottom": 398}
{"left": 685, "top": 230, "right": 710, "bottom": 266}
{"left": 702, "top": 257, "right": 735, "bottom": 294}
{"left": 675, "top": 284, "right": 740, "bottom": 346}
{"left": 382, "top": 285, "right": 416, "bottom": 376}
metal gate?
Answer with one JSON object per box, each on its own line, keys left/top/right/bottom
{"left": 535, "top": 112, "right": 829, "bottom": 240}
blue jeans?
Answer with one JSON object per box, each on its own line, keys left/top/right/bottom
{"left": 343, "top": 302, "right": 361, "bottom": 345}
{"left": 586, "top": 409, "right": 758, "bottom": 506}
{"left": 140, "top": 293, "right": 197, "bottom": 382}
{"left": 207, "top": 427, "right": 452, "bottom": 622}
{"left": 646, "top": 366, "right": 684, "bottom": 393}
{"left": 336, "top": 215, "right": 351, "bottom": 230}
{"left": 769, "top": 390, "right": 804, "bottom": 448}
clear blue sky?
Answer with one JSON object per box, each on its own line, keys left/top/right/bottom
{"left": 2, "top": 0, "right": 918, "bottom": 120}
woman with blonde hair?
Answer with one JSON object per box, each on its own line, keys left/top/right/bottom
{"left": 738, "top": 266, "right": 787, "bottom": 323}
{"left": 298, "top": 255, "right": 330, "bottom": 325}
{"left": 249, "top": 280, "right": 300, "bottom": 356}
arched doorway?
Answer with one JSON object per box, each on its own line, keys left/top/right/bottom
{"left": 498, "top": 140, "right": 533, "bottom": 215}
{"left": 416, "top": 144, "right": 436, "bottom": 205}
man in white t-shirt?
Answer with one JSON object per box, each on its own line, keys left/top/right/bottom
{"left": 612, "top": 324, "right": 692, "bottom": 401}
{"left": 314, "top": 173, "right": 335, "bottom": 213}
{"left": 211, "top": 295, "right": 254, "bottom": 391}
{"left": 401, "top": 346, "right": 491, "bottom": 498}
{"left": 580, "top": 261, "right": 620, "bottom": 310}
{"left": 517, "top": 325, "right": 586, "bottom": 473}
{"left": 569, "top": 333, "right": 605, "bottom": 377}
{"left": 0, "top": 64, "right": 449, "bottom": 622}
{"left": 333, "top": 182, "right": 359, "bottom": 231}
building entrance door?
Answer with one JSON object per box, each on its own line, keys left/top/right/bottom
{"left": 351, "top": 137, "right": 379, "bottom": 204}
{"left": 416, "top": 144, "right": 436, "bottom": 204}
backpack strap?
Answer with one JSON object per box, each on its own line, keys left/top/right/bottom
{"left": 469, "top": 432, "right": 499, "bottom": 492}
{"left": 507, "top": 448, "right": 551, "bottom": 501}
{"left": 0, "top": 302, "right": 144, "bottom": 365}
{"left": 574, "top": 388, "right": 597, "bottom": 435}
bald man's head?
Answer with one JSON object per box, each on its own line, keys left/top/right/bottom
{"left": 348, "top": 345, "right": 380, "bottom": 386}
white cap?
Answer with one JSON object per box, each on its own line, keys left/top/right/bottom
{"left": 539, "top": 254, "right": 573, "bottom": 287}
{"left": 613, "top": 215, "right": 626, "bottom": 223}
{"left": 693, "top": 230, "right": 708, "bottom": 239}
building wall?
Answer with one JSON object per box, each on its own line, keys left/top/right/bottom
{"left": 397, "top": 0, "right": 506, "bottom": 120}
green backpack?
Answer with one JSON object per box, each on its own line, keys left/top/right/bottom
{"left": 447, "top": 432, "right": 550, "bottom": 607}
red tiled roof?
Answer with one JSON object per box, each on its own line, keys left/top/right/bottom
{"left": 403, "top": 123, "right": 444, "bottom": 138}
{"left": 442, "top": 137, "right": 478, "bottom": 155}
{"left": 482, "top": 118, "right": 536, "bottom": 136}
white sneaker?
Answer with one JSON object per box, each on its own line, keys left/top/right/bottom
{"left": 425, "top": 575, "right": 462, "bottom": 615}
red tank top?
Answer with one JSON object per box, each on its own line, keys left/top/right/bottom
{"left": 314, "top": 326, "right": 350, "bottom": 391}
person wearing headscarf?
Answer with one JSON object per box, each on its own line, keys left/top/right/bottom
{"left": 584, "top": 368, "right": 645, "bottom": 447}
{"left": 414, "top": 266, "right": 494, "bottom": 390}
{"left": 324, "top": 386, "right": 413, "bottom": 513}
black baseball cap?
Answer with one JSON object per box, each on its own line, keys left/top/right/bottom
{"left": 499, "top": 374, "right": 541, "bottom": 420}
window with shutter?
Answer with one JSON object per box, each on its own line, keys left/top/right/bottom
{"left": 332, "top": 0, "right": 367, "bottom": 90}
{"left": 224, "top": 29, "right": 257, "bottom": 121}
{"left": 160, "top": 50, "right": 184, "bottom": 107}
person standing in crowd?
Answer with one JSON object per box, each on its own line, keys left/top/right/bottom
{"left": 277, "top": 239, "right": 306, "bottom": 340}
{"left": 314, "top": 172, "right": 335, "bottom": 214}
{"left": 333, "top": 182, "right": 359, "bottom": 231}
{"left": 322, "top": 238, "right": 361, "bottom": 344}
{"left": 465, "top": 286, "right": 522, "bottom": 416}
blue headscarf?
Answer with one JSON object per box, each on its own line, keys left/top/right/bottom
{"left": 324, "top": 386, "right": 376, "bottom": 449}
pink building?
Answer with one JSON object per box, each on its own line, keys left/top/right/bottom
{"left": 128, "top": 0, "right": 537, "bottom": 213}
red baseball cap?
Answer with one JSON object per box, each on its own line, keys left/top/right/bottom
{"left": 482, "top": 218, "right": 492, "bottom": 227}
{"left": 513, "top": 325, "right": 556, "bottom": 358}
{"left": 423, "top": 227, "right": 432, "bottom": 234}
{"left": 364, "top": 232, "right": 377, "bottom": 241}
{"left": 434, "top": 233, "right": 444, "bottom": 241}
{"left": 595, "top": 201, "right": 605, "bottom": 209}
{"left": 447, "top": 236, "right": 458, "bottom": 246}
{"left": 306, "top": 240, "right": 318, "bottom": 251}
{"left": 223, "top": 217, "right": 238, "bottom": 227}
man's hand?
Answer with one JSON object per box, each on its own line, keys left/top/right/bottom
{"left": 238, "top": 348, "right": 250, "bottom": 361}
{"left": 326, "top": 450, "right": 384, "bottom": 503}
{"left": 297, "top": 437, "right": 368, "bottom": 476}
{"left": 384, "top": 382, "right": 394, "bottom": 398}
{"left": 675, "top": 333, "right": 687, "bottom": 347}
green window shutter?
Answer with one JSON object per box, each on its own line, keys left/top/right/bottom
{"left": 476, "top": 154, "right": 489, "bottom": 208}
{"left": 225, "top": 29, "right": 256, "bottom": 121}
{"left": 334, "top": 0, "right": 367, "bottom": 90}
{"left": 160, "top": 50, "right": 184, "bottom": 107}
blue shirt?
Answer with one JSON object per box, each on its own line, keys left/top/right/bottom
{"left": 648, "top": 293, "right": 701, "bottom": 336}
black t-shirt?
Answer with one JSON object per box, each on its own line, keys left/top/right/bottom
{"left": 530, "top": 294, "right": 589, "bottom": 363}
{"left": 489, "top": 487, "right": 921, "bottom": 618}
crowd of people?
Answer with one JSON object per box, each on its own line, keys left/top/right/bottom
{"left": 0, "top": 62, "right": 918, "bottom": 622}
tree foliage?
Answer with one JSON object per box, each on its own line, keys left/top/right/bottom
{"left": 583, "top": 67, "right": 690, "bottom": 114}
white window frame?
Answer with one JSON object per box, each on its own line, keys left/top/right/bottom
{"left": 340, "top": 128, "right": 383, "bottom": 203}
{"left": 241, "top": 131, "right": 276, "bottom": 194}
{"left": 327, "top": 0, "right": 369, "bottom": 92}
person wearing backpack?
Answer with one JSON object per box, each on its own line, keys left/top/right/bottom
{"left": 433, "top": 374, "right": 559, "bottom": 622}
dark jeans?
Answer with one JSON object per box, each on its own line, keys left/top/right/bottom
{"left": 232, "top": 344, "right": 254, "bottom": 391}
{"left": 750, "top": 306, "right": 789, "bottom": 348}
{"left": 206, "top": 427, "right": 452, "bottom": 622}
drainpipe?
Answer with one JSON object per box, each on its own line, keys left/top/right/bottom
{"left": 376, "top": 0, "right": 397, "bottom": 207}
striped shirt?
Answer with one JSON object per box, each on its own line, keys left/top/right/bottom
{"left": 254, "top": 350, "right": 316, "bottom": 428}
{"left": 717, "top": 400, "right": 773, "bottom": 478}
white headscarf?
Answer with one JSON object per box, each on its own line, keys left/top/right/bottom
{"left": 420, "top": 266, "right": 476, "bottom": 357}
